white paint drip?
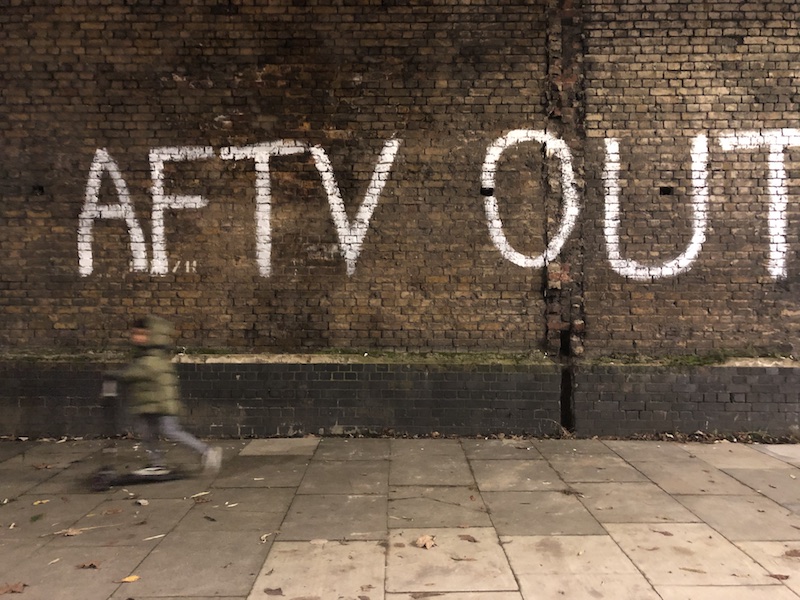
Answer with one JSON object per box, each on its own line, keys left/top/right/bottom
{"left": 220, "top": 141, "right": 307, "bottom": 277}
{"left": 603, "top": 135, "right": 709, "bottom": 280}
{"left": 309, "top": 138, "right": 402, "bottom": 276}
{"left": 719, "top": 128, "right": 800, "bottom": 280}
{"left": 149, "top": 146, "right": 215, "bottom": 275}
{"left": 78, "top": 148, "right": 148, "bottom": 276}
{"left": 481, "top": 129, "right": 580, "bottom": 269}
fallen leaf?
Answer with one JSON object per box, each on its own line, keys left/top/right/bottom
{"left": 102, "top": 508, "right": 123, "bottom": 516}
{"left": 33, "top": 464, "right": 52, "bottom": 470}
{"left": 61, "top": 528, "right": 84, "bottom": 537}
{"left": 0, "top": 582, "right": 27, "bottom": 594}
{"left": 260, "top": 533, "right": 273, "bottom": 544}
{"left": 33, "top": 499, "right": 50, "bottom": 506}
{"left": 451, "top": 556, "right": 476, "bottom": 561}
{"left": 680, "top": 567, "right": 706, "bottom": 574}
{"left": 135, "top": 499, "right": 149, "bottom": 506}
{"left": 77, "top": 562, "right": 100, "bottom": 569}
{"left": 263, "top": 589, "right": 283, "bottom": 596}
{"left": 142, "top": 534, "right": 165, "bottom": 541}
{"left": 651, "top": 529, "right": 674, "bottom": 537}
{"left": 190, "top": 491, "right": 210, "bottom": 499}
{"left": 48, "top": 558, "right": 60, "bottom": 565}
{"left": 409, "top": 592, "right": 445, "bottom": 599}
{"left": 204, "top": 515, "right": 217, "bottom": 522}
{"left": 119, "top": 575, "right": 140, "bottom": 583}
{"left": 768, "top": 574, "right": 790, "bottom": 581}
{"left": 458, "top": 534, "right": 478, "bottom": 543}
{"left": 415, "top": 534, "right": 437, "bottom": 549}
{"left": 785, "top": 549, "right": 800, "bottom": 558}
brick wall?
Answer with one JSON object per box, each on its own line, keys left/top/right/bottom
{"left": 573, "top": 364, "right": 800, "bottom": 437}
{"left": 3, "top": 2, "right": 800, "bottom": 436}
{"left": 0, "top": 359, "right": 562, "bottom": 438}
{"left": 4, "top": 1, "right": 799, "bottom": 358}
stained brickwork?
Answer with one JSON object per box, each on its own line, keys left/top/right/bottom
{"left": 574, "top": 365, "right": 800, "bottom": 437}
{"left": 3, "top": 2, "right": 800, "bottom": 437}
{"left": 4, "top": 1, "right": 798, "bottom": 358}
{"left": 0, "top": 360, "right": 562, "bottom": 438}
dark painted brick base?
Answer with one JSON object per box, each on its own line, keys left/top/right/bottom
{"left": 3, "top": 360, "right": 798, "bottom": 439}
{"left": 0, "top": 360, "right": 562, "bottom": 439}
{"left": 573, "top": 365, "right": 800, "bottom": 437}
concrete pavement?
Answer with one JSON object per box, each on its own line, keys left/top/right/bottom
{"left": 1, "top": 436, "right": 800, "bottom": 599}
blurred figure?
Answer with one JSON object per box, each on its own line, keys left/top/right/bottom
{"left": 112, "top": 316, "right": 221, "bottom": 475}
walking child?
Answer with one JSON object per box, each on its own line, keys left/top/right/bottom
{"left": 113, "top": 316, "right": 222, "bottom": 475}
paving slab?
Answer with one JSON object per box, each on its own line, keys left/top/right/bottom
{"left": 390, "top": 453, "right": 474, "bottom": 486}
{"left": 546, "top": 454, "right": 649, "bottom": 483}
{"left": 391, "top": 438, "right": 465, "bottom": 456}
{"left": 634, "top": 457, "right": 755, "bottom": 495}
{"left": 735, "top": 541, "right": 800, "bottom": 596}
{"left": 315, "top": 437, "right": 391, "bottom": 460}
{"left": 212, "top": 455, "right": 309, "bottom": 488}
{"left": 472, "top": 459, "right": 565, "bottom": 491}
{"left": 461, "top": 439, "right": 545, "bottom": 460}
{"left": 388, "top": 594, "right": 522, "bottom": 600}
{"left": 482, "top": 491, "right": 605, "bottom": 536}
{"left": 534, "top": 438, "right": 619, "bottom": 458}
{"left": 112, "top": 530, "right": 271, "bottom": 597}
{"left": 279, "top": 493, "right": 387, "bottom": 541}
{"left": 0, "top": 493, "right": 104, "bottom": 540}
{"left": 503, "top": 536, "right": 663, "bottom": 600}
{"left": 753, "top": 443, "right": 800, "bottom": 467}
{"left": 603, "top": 439, "right": 695, "bottom": 462}
{"left": 724, "top": 467, "right": 800, "bottom": 512}
{"left": 684, "top": 442, "right": 793, "bottom": 470}
{"left": 2, "top": 438, "right": 800, "bottom": 600}
{"left": 248, "top": 540, "right": 385, "bottom": 600}
{"left": 1, "top": 542, "right": 151, "bottom": 600}
{"left": 389, "top": 485, "right": 490, "bottom": 528}
{"left": 387, "top": 527, "right": 517, "bottom": 594}
{"left": 607, "top": 522, "right": 773, "bottom": 586}
{"left": 655, "top": 585, "right": 799, "bottom": 600}
{"left": 174, "top": 488, "right": 294, "bottom": 533}
{"left": 677, "top": 494, "right": 800, "bottom": 541}
{"left": 47, "top": 497, "right": 193, "bottom": 548}
{"left": 0, "top": 441, "right": 33, "bottom": 463}
{"left": 239, "top": 437, "right": 319, "bottom": 456}
{"left": 298, "top": 459, "right": 389, "bottom": 495}
{"left": 577, "top": 481, "right": 700, "bottom": 524}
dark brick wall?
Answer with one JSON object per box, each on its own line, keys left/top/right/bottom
{"left": 573, "top": 365, "right": 800, "bottom": 437}
{"left": 0, "top": 360, "right": 562, "bottom": 438}
{"left": 4, "top": 1, "right": 800, "bottom": 358}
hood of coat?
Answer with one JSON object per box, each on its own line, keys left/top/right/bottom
{"left": 136, "top": 316, "right": 175, "bottom": 350}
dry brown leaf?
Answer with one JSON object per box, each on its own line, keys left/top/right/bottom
{"left": 61, "top": 528, "right": 84, "bottom": 537}
{"left": 263, "top": 588, "right": 283, "bottom": 596}
{"left": 0, "top": 582, "right": 27, "bottom": 594}
{"left": 458, "top": 534, "right": 478, "bottom": 543}
{"left": 415, "top": 534, "right": 437, "bottom": 549}
{"left": 102, "top": 508, "right": 123, "bottom": 516}
{"left": 77, "top": 562, "right": 100, "bottom": 569}
{"left": 785, "top": 549, "right": 800, "bottom": 558}
{"left": 768, "top": 574, "right": 790, "bottom": 581}
{"left": 680, "top": 567, "right": 706, "bottom": 574}
{"left": 119, "top": 575, "right": 140, "bottom": 583}
{"left": 651, "top": 529, "right": 674, "bottom": 537}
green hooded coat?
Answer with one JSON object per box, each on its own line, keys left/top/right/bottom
{"left": 116, "top": 316, "right": 182, "bottom": 416}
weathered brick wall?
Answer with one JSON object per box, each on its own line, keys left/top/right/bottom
{"left": 582, "top": 2, "right": 800, "bottom": 357}
{"left": 0, "top": 359, "right": 562, "bottom": 438}
{"left": 573, "top": 365, "right": 800, "bottom": 437}
{"left": 2, "top": 0, "right": 799, "bottom": 361}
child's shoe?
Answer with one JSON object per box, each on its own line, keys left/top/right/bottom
{"left": 202, "top": 447, "right": 223, "bottom": 474}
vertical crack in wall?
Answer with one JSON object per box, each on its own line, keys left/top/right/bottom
{"left": 546, "top": 0, "right": 585, "bottom": 432}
